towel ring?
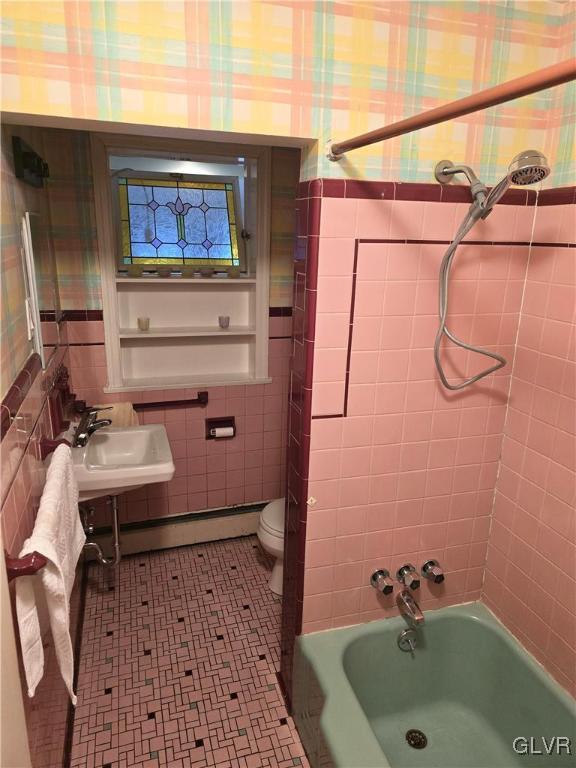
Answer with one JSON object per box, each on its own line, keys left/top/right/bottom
{"left": 5, "top": 551, "right": 47, "bottom": 582}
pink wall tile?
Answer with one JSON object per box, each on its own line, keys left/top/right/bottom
{"left": 302, "top": 193, "right": 575, "bottom": 695}
{"left": 69, "top": 331, "right": 290, "bottom": 525}
{"left": 67, "top": 321, "right": 105, "bottom": 344}
{"left": 318, "top": 238, "right": 355, "bottom": 276}
{"left": 312, "top": 348, "right": 348, "bottom": 382}
{"left": 482, "top": 240, "right": 576, "bottom": 694}
{"left": 315, "top": 313, "right": 350, "bottom": 348}
{"left": 388, "top": 201, "right": 424, "bottom": 240}
{"left": 319, "top": 198, "right": 358, "bottom": 238}
{"left": 355, "top": 199, "right": 392, "bottom": 239}
{"left": 311, "top": 382, "right": 345, "bottom": 417}
{"left": 316, "top": 275, "right": 353, "bottom": 314}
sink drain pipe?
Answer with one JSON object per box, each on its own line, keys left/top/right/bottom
{"left": 82, "top": 495, "right": 121, "bottom": 567}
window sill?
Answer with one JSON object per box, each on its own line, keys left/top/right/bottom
{"left": 104, "top": 374, "right": 272, "bottom": 393}
{"left": 115, "top": 277, "right": 256, "bottom": 285}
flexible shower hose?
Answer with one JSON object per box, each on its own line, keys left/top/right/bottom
{"left": 434, "top": 202, "right": 507, "bottom": 390}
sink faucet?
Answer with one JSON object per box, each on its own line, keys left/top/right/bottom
{"left": 74, "top": 407, "right": 113, "bottom": 447}
{"left": 397, "top": 589, "right": 425, "bottom": 629}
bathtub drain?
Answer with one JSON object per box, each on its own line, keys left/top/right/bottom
{"left": 406, "top": 729, "right": 427, "bottom": 749}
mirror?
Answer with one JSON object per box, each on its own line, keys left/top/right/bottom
{"left": 21, "top": 212, "right": 61, "bottom": 367}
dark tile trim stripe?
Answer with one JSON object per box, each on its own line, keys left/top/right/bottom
{"left": 532, "top": 242, "right": 576, "bottom": 248}
{"left": 298, "top": 179, "right": 575, "bottom": 207}
{"left": 63, "top": 309, "right": 104, "bottom": 321}
{"left": 343, "top": 241, "right": 359, "bottom": 418}
{"left": 65, "top": 308, "right": 293, "bottom": 320}
{"left": 359, "top": 238, "right": 575, "bottom": 248}
{"left": 67, "top": 342, "right": 106, "bottom": 347}
{"left": 537, "top": 187, "right": 576, "bottom": 206}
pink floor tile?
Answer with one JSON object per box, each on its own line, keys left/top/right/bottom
{"left": 71, "top": 537, "right": 309, "bottom": 768}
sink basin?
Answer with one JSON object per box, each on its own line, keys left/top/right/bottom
{"left": 71, "top": 425, "right": 175, "bottom": 502}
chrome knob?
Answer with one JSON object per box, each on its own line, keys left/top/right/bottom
{"left": 370, "top": 569, "right": 394, "bottom": 595}
{"left": 396, "top": 564, "right": 420, "bottom": 590}
{"left": 421, "top": 559, "right": 445, "bottom": 584}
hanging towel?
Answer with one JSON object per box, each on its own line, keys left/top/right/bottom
{"left": 94, "top": 401, "right": 139, "bottom": 427}
{"left": 15, "top": 444, "right": 85, "bottom": 705}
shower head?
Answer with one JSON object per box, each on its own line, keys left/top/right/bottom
{"left": 482, "top": 149, "right": 550, "bottom": 212}
{"left": 507, "top": 149, "right": 550, "bottom": 185}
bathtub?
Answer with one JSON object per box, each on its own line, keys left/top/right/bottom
{"left": 293, "top": 603, "right": 575, "bottom": 768}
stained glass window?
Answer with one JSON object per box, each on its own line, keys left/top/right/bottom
{"left": 117, "top": 177, "right": 242, "bottom": 266}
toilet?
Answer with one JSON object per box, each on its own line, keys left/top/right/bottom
{"left": 257, "top": 498, "right": 285, "bottom": 596}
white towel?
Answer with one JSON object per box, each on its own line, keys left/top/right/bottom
{"left": 15, "top": 444, "right": 85, "bottom": 705}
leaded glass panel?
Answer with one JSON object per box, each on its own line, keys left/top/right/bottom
{"left": 117, "top": 177, "right": 242, "bottom": 266}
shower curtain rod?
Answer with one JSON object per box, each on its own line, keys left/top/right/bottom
{"left": 326, "top": 59, "right": 576, "bottom": 160}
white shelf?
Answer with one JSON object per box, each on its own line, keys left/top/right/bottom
{"left": 104, "top": 373, "right": 272, "bottom": 393}
{"left": 116, "top": 277, "right": 256, "bottom": 285}
{"left": 119, "top": 326, "right": 256, "bottom": 339}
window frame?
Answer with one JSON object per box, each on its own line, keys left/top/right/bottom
{"left": 91, "top": 133, "right": 271, "bottom": 392}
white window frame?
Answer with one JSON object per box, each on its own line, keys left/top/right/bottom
{"left": 91, "top": 133, "right": 271, "bottom": 392}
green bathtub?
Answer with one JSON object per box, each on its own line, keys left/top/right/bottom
{"left": 293, "top": 603, "right": 576, "bottom": 768}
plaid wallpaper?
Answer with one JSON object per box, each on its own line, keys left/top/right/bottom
{"left": 42, "top": 129, "right": 102, "bottom": 310}
{"left": 0, "top": 126, "right": 46, "bottom": 397}
{"left": 1, "top": 1, "right": 574, "bottom": 185}
{"left": 270, "top": 146, "right": 301, "bottom": 306}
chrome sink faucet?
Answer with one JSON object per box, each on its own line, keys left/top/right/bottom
{"left": 74, "top": 407, "right": 113, "bottom": 447}
{"left": 397, "top": 589, "right": 425, "bottom": 629}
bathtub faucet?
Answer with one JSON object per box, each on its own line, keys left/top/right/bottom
{"left": 397, "top": 589, "right": 425, "bottom": 629}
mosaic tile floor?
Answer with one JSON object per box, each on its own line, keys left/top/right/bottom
{"left": 71, "top": 536, "right": 309, "bottom": 768}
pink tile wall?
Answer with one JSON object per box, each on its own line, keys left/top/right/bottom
{"left": 303, "top": 195, "right": 536, "bottom": 633}
{"left": 0, "top": 346, "right": 84, "bottom": 768}
{"left": 66, "top": 319, "right": 291, "bottom": 525}
{"left": 482, "top": 209, "right": 575, "bottom": 695}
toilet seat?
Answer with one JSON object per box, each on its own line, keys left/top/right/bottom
{"left": 260, "top": 498, "right": 285, "bottom": 536}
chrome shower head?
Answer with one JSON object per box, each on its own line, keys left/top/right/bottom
{"left": 482, "top": 149, "right": 550, "bottom": 212}
{"left": 508, "top": 149, "right": 550, "bottom": 185}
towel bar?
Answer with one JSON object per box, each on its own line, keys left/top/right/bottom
{"left": 133, "top": 390, "right": 208, "bottom": 411}
{"left": 5, "top": 551, "right": 47, "bottom": 582}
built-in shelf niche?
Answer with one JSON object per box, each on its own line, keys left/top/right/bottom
{"left": 110, "top": 279, "right": 265, "bottom": 389}
{"left": 116, "top": 280, "right": 255, "bottom": 332}
{"left": 120, "top": 334, "right": 255, "bottom": 383}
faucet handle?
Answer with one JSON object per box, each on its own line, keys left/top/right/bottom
{"left": 370, "top": 569, "right": 394, "bottom": 595}
{"left": 396, "top": 564, "right": 420, "bottom": 590}
{"left": 421, "top": 559, "right": 445, "bottom": 584}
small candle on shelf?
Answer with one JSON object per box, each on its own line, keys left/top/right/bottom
{"left": 138, "top": 317, "right": 150, "bottom": 332}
